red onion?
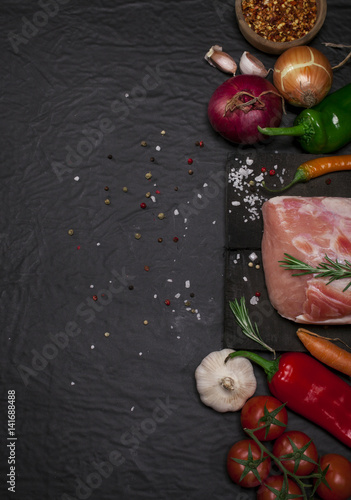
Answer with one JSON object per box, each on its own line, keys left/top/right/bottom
{"left": 208, "top": 75, "right": 283, "bottom": 145}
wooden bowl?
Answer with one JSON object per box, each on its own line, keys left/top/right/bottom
{"left": 235, "top": 0, "right": 327, "bottom": 55}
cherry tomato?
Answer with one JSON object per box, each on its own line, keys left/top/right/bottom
{"left": 240, "top": 395, "right": 288, "bottom": 441}
{"left": 272, "top": 430, "right": 318, "bottom": 476}
{"left": 257, "top": 475, "right": 302, "bottom": 500}
{"left": 314, "top": 454, "right": 351, "bottom": 500}
{"left": 226, "top": 439, "right": 271, "bottom": 488}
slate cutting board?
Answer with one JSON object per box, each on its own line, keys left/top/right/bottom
{"left": 224, "top": 152, "right": 351, "bottom": 352}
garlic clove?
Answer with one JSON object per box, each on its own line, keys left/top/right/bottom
{"left": 195, "top": 349, "right": 257, "bottom": 412}
{"left": 239, "top": 51, "right": 269, "bottom": 77}
{"left": 205, "top": 45, "right": 237, "bottom": 76}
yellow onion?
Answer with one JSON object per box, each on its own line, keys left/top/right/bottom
{"left": 273, "top": 46, "right": 333, "bottom": 108}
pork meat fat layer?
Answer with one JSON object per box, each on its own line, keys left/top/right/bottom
{"left": 261, "top": 196, "right": 351, "bottom": 324}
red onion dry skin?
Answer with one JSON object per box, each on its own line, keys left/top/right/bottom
{"left": 208, "top": 75, "right": 283, "bottom": 145}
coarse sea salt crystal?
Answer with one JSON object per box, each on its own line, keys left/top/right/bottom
{"left": 174, "top": 209, "right": 179, "bottom": 215}
{"left": 175, "top": 293, "right": 181, "bottom": 298}
{"left": 243, "top": 276, "right": 248, "bottom": 281}
{"left": 185, "top": 280, "right": 190, "bottom": 288}
{"left": 246, "top": 157, "right": 254, "bottom": 166}
{"left": 250, "top": 296, "right": 259, "bottom": 305}
{"left": 74, "top": 176, "right": 79, "bottom": 181}
{"left": 231, "top": 201, "right": 240, "bottom": 206}
{"left": 151, "top": 195, "right": 156, "bottom": 202}
{"left": 156, "top": 145, "right": 161, "bottom": 151}
{"left": 249, "top": 252, "right": 258, "bottom": 261}
{"left": 167, "top": 279, "right": 173, "bottom": 282}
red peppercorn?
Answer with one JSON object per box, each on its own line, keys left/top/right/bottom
{"left": 164, "top": 299, "right": 171, "bottom": 306}
{"left": 77, "top": 246, "right": 81, "bottom": 250}
{"left": 155, "top": 190, "right": 160, "bottom": 194}
{"left": 93, "top": 295, "right": 98, "bottom": 301}
{"left": 187, "top": 158, "right": 193, "bottom": 165}
{"left": 173, "top": 237, "right": 179, "bottom": 242}
{"left": 255, "top": 292, "right": 261, "bottom": 297}
{"left": 140, "top": 202, "right": 147, "bottom": 209}
{"left": 325, "top": 178, "right": 332, "bottom": 185}
{"left": 261, "top": 167, "right": 267, "bottom": 173}
{"left": 269, "top": 169, "right": 276, "bottom": 176}
{"left": 199, "top": 141, "right": 204, "bottom": 147}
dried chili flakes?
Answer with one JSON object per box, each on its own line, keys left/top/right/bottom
{"left": 242, "top": 0, "right": 317, "bottom": 43}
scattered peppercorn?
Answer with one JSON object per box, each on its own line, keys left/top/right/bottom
{"left": 269, "top": 169, "right": 276, "bottom": 176}
{"left": 199, "top": 141, "right": 204, "bottom": 147}
{"left": 145, "top": 192, "right": 151, "bottom": 198}
{"left": 141, "top": 141, "right": 147, "bottom": 147}
{"left": 144, "top": 265, "right": 150, "bottom": 272}
{"left": 255, "top": 264, "right": 261, "bottom": 270}
{"left": 150, "top": 157, "right": 155, "bottom": 162}
{"left": 107, "top": 154, "right": 113, "bottom": 159}
{"left": 145, "top": 172, "right": 152, "bottom": 180}
{"left": 68, "top": 229, "right": 74, "bottom": 236}
{"left": 160, "top": 130, "right": 166, "bottom": 135}
{"left": 184, "top": 300, "right": 191, "bottom": 307}
{"left": 105, "top": 199, "right": 111, "bottom": 205}
{"left": 248, "top": 262, "right": 254, "bottom": 268}
{"left": 93, "top": 295, "right": 98, "bottom": 301}
{"left": 104, "top": 186, "right": 109, "bottom": 191}
{"left": 190, "top": 292, "right": 195, "bottom": 298}
{"left": 143, "top": 320, "right": 149, "bottom": 325}
{"left": 174, "top": 186, "right": 178, "bottom": 191}
{"left": 122, "top": 187, "right": 128, "bottom": 192}
{"left": 128, "top": 285, "right": 134, "bottom": 290}
{"left": 158, "top": 237, "right": 163, "bottom": 243}
{"left": 173, "top": 237, "right": 179, "bottom": 242}
{"left": 135, "top": 233, "right": 141, "bottom": 239}
{"left": 195, "top": 141, "right": 200, "bottom": 146}
{"left": 164, "top": 299, "right": 171, "bottom": 306}
{"left": 158, "top": 213, "right": 165, "bottom": 220}
{"left": 325, "top": 178, "right": 332, "bottom": 185}
{"left": 261, "top": 167, "right": 267, "bottom": 173}
{"left": 155, "top": 189, "right": 160, "bottom": 194}
{"left": 188, "top": 169, "right": 193, "bottom": 175}
{"left": 140, "top": 202, "right": 147, "bottom": 209}
{"left": 104, "top": 332, "right": 110, "bottom": 337}
{"left": 188, "top": 158, "right": 193, "bottom": 165}
{"left": 255, "top": 292, "right": 261, "bottom": 297}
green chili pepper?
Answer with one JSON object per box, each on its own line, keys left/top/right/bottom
{"left": 258, "top": 84, "right": 351, "bottom": 154}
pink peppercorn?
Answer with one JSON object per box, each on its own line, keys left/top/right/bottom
{"left": 187, "top": 158, "right": 193, "bottom": 165}
{"left": 140, "top": 202, "right": 147, "bottom": 209}
{"left": 164, "top": 299, "right": 171, "bottom": 306}
{"left": 269, "top": 169, "right": 276, "bottom": 176}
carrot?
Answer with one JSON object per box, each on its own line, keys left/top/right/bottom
{"left": 297, "top": 328, "right": 351, "bottom": 377}
{"left": 263, "top": 154, "right": 351, "bottom": 192}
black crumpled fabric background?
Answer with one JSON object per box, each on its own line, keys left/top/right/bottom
{"left": 1, "top": 1, "right": 350, "bottom": 499}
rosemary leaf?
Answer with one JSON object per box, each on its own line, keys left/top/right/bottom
{"left": 229, "top": 298, "right": 276, "bottom": 356}
{"left": 279, "top": 253, "right": 351, "bottom": 292}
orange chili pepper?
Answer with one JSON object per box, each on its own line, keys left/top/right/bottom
{"left": 263, "top": 155, "right": 351, "bottom": 193}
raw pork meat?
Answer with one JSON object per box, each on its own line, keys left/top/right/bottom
{"left": 261, "top": 196, "right": 351, "bottom": 324}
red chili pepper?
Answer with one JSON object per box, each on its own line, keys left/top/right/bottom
{"left": 226, "top": 350, "right": 351, "bottom": 447}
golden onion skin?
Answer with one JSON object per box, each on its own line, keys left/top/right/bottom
{"left": 273, "top": 46, "right": 333, "bottom": 108}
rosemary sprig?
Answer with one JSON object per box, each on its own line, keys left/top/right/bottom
{"left": 279, "top": 253, "right": 351, "bottom": 292}
{"left": 229, "top": 297, "right": 276, "bottom": 357}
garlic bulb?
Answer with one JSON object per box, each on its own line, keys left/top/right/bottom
{"left": 195, "top": 349, "right": 257, "bottom": 412}
{"left": 205, "top": 45, "right": 237, "bottom": 76}
{"left": 239, "top": 51, "right": 269, "bottom": 78}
